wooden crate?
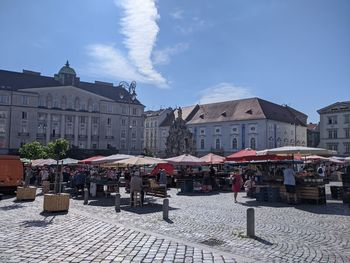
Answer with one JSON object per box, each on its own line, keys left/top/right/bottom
{"left": 43, "top": 193, "right": 70, "bottom": 212}
{"left": 16, "top": 186, "right": 37, "bottom": 201}
{"left": 297, "top": 186, "right": 326, "bottom": 205}
{"left": 42, "top": 181, "right": 50, "bottom": 194}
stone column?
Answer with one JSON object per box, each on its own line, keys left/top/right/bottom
{"left": 46, "top": 113, "right": 51, "bottom": 144}
{"left": 74, "top": 115, "right": 79, "bottom": 146}
{"left": 60, "top": 114, "right": 65, "bottom": 139}
{"left": 87, "top": 116, "right": 92, "bottom": 149}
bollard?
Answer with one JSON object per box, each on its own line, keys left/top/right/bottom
{"left": 163, "top": 198, "right": 169, "bottom": 220}
{"left": 246, "top": 208, "right": 255, "bottom": 237}
{"left": 83, "top": 188, "right": 89, "bottom": 205}
{"left": 115, "top": 193, "right": 121, "bottom": 213}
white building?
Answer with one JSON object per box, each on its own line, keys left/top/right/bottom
{"left": 317, "top": 101, "right": 350, "bottom": 156}
{"left": 144, "top": 98, "right": 307, "bottom": 157}
{"left": 0, "top": 62, "right": 145, "bottom": 155}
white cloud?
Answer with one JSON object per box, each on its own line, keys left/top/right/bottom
{"left": 153, "top": 43, "right": 189, "bottom": 65}
{"left": 85, "top": 0, "right": 169, "bottom": 88}
{"left": 171, "top": 9, "right": 184, "bottom": 20}
{"left": 199, "top": 83, "right": 254, "bottom": 104}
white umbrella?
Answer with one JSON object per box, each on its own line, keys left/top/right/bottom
{"left": 113, "top": 156, "right": 167, "bottom": 166}
{"left": 60, "top": 158, "right": 79, "bottom": 165}
{"left": 165, "top": 154, "right": 205, "bottom": 166}
{"left": 91, "top": 154, "right": 134, "bottom": 164}
{"left": 256, "top": 146, "right": 337, "bottom": 156}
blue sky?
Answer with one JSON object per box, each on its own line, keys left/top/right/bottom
{"left": 0, "top": 0, "right": 349, "bottom": 123}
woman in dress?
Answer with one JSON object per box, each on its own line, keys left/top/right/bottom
{"left": 231, "top": 170, "right": 243, "bottom": 203}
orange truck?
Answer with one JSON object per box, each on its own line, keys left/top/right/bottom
{"left": 0, "top": 155, "right": 24, "bottom": 193}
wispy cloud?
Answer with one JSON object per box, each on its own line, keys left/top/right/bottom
{"left": 153, "top": 43, "right": 189, "bottom": 65}
{"left": 175, "top": 16, "right": 207, "bottom": 35}
{"left": 199, "top": 83, "right": 254, "bottom": 104}
{"left": 171, "top": 9, "right": 184, "bottom": 20}
{"left": 86, "top": 0, "right": 169, "bottom": 88}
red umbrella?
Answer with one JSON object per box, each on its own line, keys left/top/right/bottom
{"left": 165, "top": 154, "right": 205, "bottom": 166}
{"left": 200, "top": 153, "right": 225, "bottom": 164}
{"left": 78, "top": 156, "right": 104, "bottom": 164}
{"left": 150, "top": 163, "right": 174, "bottom": 176}
{"left": 225, "top": 148, "right": 257, "bottom": 162}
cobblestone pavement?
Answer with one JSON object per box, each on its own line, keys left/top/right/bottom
{"left": 1, "top": 183, "right": 349, "bottom": 263}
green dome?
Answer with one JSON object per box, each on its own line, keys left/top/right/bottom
{"left": 58, "top": 60, "right": 76, "bottom": 75}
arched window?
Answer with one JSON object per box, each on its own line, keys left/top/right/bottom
{"left": 74, "top": 97, "right": 80, "bottom": 110}
{"left": 200, "top": 139, "right": 205, "bottom": 149}
{"left": 61, "top": 96, "right": 67, "bottom": 109}
{"left": 46, "top": 93, "right": 52, "bottom": 108}
{"left": 38, "top": 96, "right": 46, "bottom": 107}
{"left": 87, "top": 98, "right": 93, "bottom": 112}
{"left": 215, "top": 138, "right": 221, "bottom": 149}
{"left": 284, "top": 138, "right": 288, "bottom": 146}
{"left": 232, "top": 138, "right": 237, "bottom": 149}
{"left": 250, "top": 137, "right": 256, "bottom": 149}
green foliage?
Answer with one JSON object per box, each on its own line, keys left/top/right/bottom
{"left": 19, "top": 141, "right": 47, "bottom": 160}
{"left": 46, "top": 139, "right": 69, "bottom": 160}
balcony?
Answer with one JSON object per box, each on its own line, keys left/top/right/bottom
{"left": 18, "top": 132, "right": 30, "bottom": 137}
{"left": 36, "top": 133, "right": 46, "bottom": 139}
{"left": 105, "top": 135, "right": 114, "bottom": 140}
{"left": 91, "top": 135, "right": 99, "bottom": 141}
{"left": 50, "top": 134, "right": 61, "bottom": 139}
{"left": 78, "top": 135, "right": 88, "bottom": 140}
{"left": 65, "top": 134, "right": 74, "bottom": 140}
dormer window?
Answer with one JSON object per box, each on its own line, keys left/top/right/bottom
{"left": 221, "top": 111, "right": 227, "bottom": 117}
{"left": 199, "top": 114, "right": 204, "bottom": 119}
{"left": 246, "top": 109, "right": 253, "bottom": 115}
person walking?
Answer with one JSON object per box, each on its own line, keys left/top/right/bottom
{"left": 231, "top": 170, "right": 243, "bottom": 203}
{"left": 130, "top": 173, "right": 144, "bottom": 206}
{"left": 283, "top": 164, "right": 297, "bottom": 204}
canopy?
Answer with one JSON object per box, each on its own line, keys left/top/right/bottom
{"left": 256, "top": 146, "right": 336, "bottom": 156}
{"left": 78, "top": 156, "right": 104, "bottom": 164}
{"left": 200, "top": 153, "right": 225, "bottom": 164}
{"left": 225, "top": 148, "right": 257, "bottom": 162}
{"left": 113, "top": 156, "right": 167, "bottom": 166}
{"left": 150, "top": 163, "right": 174, "bottom": 176}
{"left": 31, "top": 158, "right": 56, "bottom": 167}
{"left": 91, "top": 154, "right": 134, "bottom": 164}
{"left": 305, "top": 155, "right": 329, "bottom": 161}
{"left": 59, "top": 158, "right": 79, "bottom": 165}
{"left": 165, "top": 154, "right": 205, "bottom": 166}
{"left": 345, "top": 157, "right": 350, "bottom": 162}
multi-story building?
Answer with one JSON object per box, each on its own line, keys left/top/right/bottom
{"left": 318, "top": 101, "right": 350, "bottom": 156}
{"left": 307, "top": 123, "right": 320, "bottom": 148}
{"left": 143, "top": 108, "right": 172, "bottom": 156}
{"left": 0, "top": 62, "right": 145, "bottom": 155}
{"left": 144, "top": 98, "right": 307, "bottom": 157}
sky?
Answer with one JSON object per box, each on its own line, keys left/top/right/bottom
{"left": 0, "top": 0, "right": 349, "bottom": 123}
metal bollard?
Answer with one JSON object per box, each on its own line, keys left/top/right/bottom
{"left": 163, "top": 198, "right": 169, "bottom": 220}
{"left": 246, "top": 208, "right": 255, "bottom": 237}
{"left": 83, "top": 188, "right": 89, "bottom": 205}
{"left": 115, "top": 193, "right": 121, "bottom": 212}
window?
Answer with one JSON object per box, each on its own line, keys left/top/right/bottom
{"left": 328, "top": 116, "right": 337, "bottom": 124}
{"left": 92, "top": 125, "right": 98, "bottom": 136}
{"left": 47, "top": 94, "right": 52, "bottom": 108}
{"left": 92, "top": 117, "right": 99, "bottom": 124}
{"left": 61, "top": 96, "right": 67, "bottom": 109}
{"left": 215, "top": 138, "right": 221, "bottom": 149}
{"left": 121, "top": 119, "right": 126, "bottom": 126}
{"left": 66, "top": 123, "right": 73, "bottom": 135}
{"left": 93, "top": 103, "right": 99, "bottom": 112}
{"left": 232, "top": 138, "right": 238, "bottom": 149}
{"left": 215, "top": 127, "right": 221, "bottom": 134}
{"left": 250, "top": 138, "right": 256, "bottom": 149}
{"left": 107, "top": 118, "right": 111, "bottom": 125}
{"left": 0, "top": 95, "right": 9, "bottom": 104}
{"left": 106, "top": 127, "right": 112, "bottom": 137}
{"left": 200, "top": 128, "right": 205, "bottom": 135}
{"left": 121, "top": 140, "right": 126, "bottom": 150}
{"left": 22, "top": 96, "right": 29, "bottom": 105}
{"left": 327, "top": 143, "right": 338, "bottom": 151}
{"left": 345, "top": 114, "right": 350, "bottom": 124}
{"left": 132, "top": 120, "right": 137, "bottom": 126}
{"left": 92, "top": 143, "right": 97, "bottom": 149}
{"left": 132, "top": 108, "right": 137, "bottom": 115}
{"left": 132, "top": 131, "right": 136, "bottom": 139}
{"left": 38, "top": 96, "right": 45, "bottom": 107}
{"left": 22, "top": 112, "right": 27, "bottom": 120}
{"left": 200, "top": 139, "right": 205, "bottom": 149}
{"left": 66, "top": 116, "right": 73, "bottom": 122}
{"left": 80, "top": 103, "right": 86, "bottom": 111}
{"left": 232, "top": 127, "right": 238, "bottom": 133}
{"left": 53, "top": 100, "right": 60, "bottom": 108}
{"left": 79, "top": 116, "right": 87, "bottom": 123}
{"left": 122, "top": 107, "right": 127, "bottom": 114}
{"left": 344, "top": 143, "right": 350, "bottom": 154}
{"left": 74, "top": 97, "right": 80, "bottom": 110}
{"left": 121, "top": 130, "right": 126, "bottom": 138}
{"left": 0, "top": 111, "right": 6, "bottom": 119}
{"left": 328, "top": 129, "right": 338, "bottom": 139}
{"left": 345, "top": 128, "right": 350, "bottom": 139}
{"left": 107, "top": 104, "right": 113, "bottom": 113}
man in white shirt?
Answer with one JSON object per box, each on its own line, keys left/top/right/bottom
{"left": 283, "top": 164, "right": 297, "bottom": 204}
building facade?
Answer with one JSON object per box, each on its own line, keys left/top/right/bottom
{"left": 144, "top": 98, "right": 307, "bottom": 157}
{"left": 0, "top": 62, "right": 145, "bottom": 155}
{"left": 307, "top": 123, "right": 320, "bottom": 148}
{"left": 317, "top": 101, "right": 350, "bottom": 156}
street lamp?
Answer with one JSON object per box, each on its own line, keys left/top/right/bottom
{"left": 119, "top": 81, "right": 137, "bottom": 154}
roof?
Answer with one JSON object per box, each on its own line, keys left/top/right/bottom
{"left": 186, "top": 98, "right": 307, "bottom": 126}
{"left": 159, "top": 105, "right": 200, "bottom": 127}
{"left": 0, "top": 69, "right": 143, "bottom": 106}
{"left": 317, "top": 101, "right": 350, "bottom": 114}
{"left": 58, "top": 61, "right": 76, "bottom": 75}
{"left": 307, "top": 123, "right": 318, "bottom": 130}
{"left": 159, "top": 111, "right": 175, "bottom": 127}
{"left": 144, "top": 108, "right": 170, "bottom": 117}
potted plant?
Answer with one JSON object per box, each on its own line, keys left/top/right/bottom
{"left": 43, "top": 139, "right": 70, "bottom": 212}
{"left": 17, "top": 141, "right": 46, "bottom": 201}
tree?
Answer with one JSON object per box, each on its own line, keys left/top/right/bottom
{"left": 19, "top": 141, "right": 47, "bottom": 160}
{"left": 46, "top": 139, "right": 69, "bottom": 194}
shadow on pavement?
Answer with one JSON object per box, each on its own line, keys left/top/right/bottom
{"left": 253, "top": 236, "right": 274, "bottom": 246}
{"left": 121, "top": 203, "right": 179, "bottom": 215}
{"left": 0, "top": 203, "right": 25, "bottom": 210}
{"left": 240, "top": 200, "right": 291, "bottom": 208}
{"left": 20, "top": 219, "right": 53, "bottom": 228}
{"left": 176, "top": 191, "right": 221, "bottom": 196}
